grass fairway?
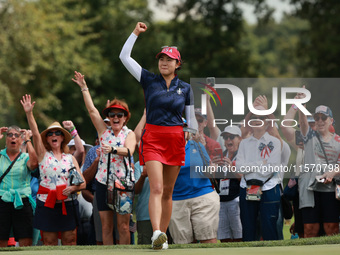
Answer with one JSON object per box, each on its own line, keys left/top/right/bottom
{"left": 1, "top": 235, "right": 340, "bottom": 255}
{"left": 0, "top": 245, "right": 340, "bottom": 255}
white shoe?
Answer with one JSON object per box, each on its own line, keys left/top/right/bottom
{"left": 162, "top": 241, "right": 168, "bottom": 250}
{"left": 151, "top": 230, "right": 167, "bottom": 250}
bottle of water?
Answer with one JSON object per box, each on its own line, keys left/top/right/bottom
{"left": 119, "top": 192, "right": 132, "bottom": 214}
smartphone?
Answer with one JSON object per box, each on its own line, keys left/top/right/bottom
{"left": 295, "top": 130, "right": 304, "bottom": 146}
{"left": 206, "top": 77, "right": 215, "bottom": 87}
{"left": 214, "top": 147, "right": 223, "bottom": 159}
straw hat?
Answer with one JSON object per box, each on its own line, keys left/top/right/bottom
{"left": 41, "top": 122, "right": 72, "bottom": 148}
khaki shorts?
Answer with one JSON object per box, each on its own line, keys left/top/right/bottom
{"left": 169, "top": 191, "right": 220, "bottom": 244}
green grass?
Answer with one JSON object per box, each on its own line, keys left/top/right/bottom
{"left": 1, "top": 234, "right": 340, "bottom": 252}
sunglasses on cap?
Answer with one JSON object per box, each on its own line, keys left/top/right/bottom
{"left": 161, "top": 45, "right": 178, "bottom": 49}
{"left": 47, "top": 130, "right": 63, "bottom": 137}
{"left": 314, "top": 114, "right": 328, "bottom": 121}
{"left": 108, "top": 112, "right": 125, "bottom": 118}
{"left": 223, "top": 134, "right": 237, "bottom": 140}
{"left": 7, "top": 133, "right": 21, "bottom": 138}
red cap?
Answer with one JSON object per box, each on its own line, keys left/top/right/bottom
{"left": 156, "top": 46, "right": 181, "bottom": 63}
{"left": 102, "top": 104, "right": 128, "bottom": 117}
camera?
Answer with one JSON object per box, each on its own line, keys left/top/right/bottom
{"left": 206, "top": 77, "right": 215, "bottom": 87}
{"left": 69, "top": 167, "right": 84, "bottom": 186}
{"left": 295, "top": 130, "right": 304, "bottom": 146}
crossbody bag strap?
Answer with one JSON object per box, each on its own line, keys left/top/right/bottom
{"left": 243, "top": 172, "right": 273, "bottom": 185}
{"left": 314, "top": 132, "right": 339, "bottom": 185}
{"left": 0, "top": 152, "right": 22, "bottom": 184}
{"left": 106, "top": 152, "right": 111, "bottom": 187}
{"left": 315, "top": 132, "right": 330, "bottom": 165}
{"left": 122, "top": 148, "right": 132, "bottom": 181}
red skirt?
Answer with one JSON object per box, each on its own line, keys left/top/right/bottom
{"left": 139, "top": 124, "right": 185, "bottom": 166}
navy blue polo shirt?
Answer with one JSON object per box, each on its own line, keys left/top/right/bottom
{"left": 140, "top": 69, "right": 193, "bottom": 126}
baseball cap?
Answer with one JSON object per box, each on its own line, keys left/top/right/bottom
{"left": 315, "top": 105, "right": 333, "bottom": 118}
{"left": 68, "top": 138, "right": 93, "bottom": 151}
{"left": 220, "top": 126, "right": 242, "bottom": 137}
{"left": 156, "top": 46, "right": 181, "bottom": 63}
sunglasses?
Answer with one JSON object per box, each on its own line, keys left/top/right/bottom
{"left": 7, "top": 133, "right": 21, "bottom": 138}
{"left": 47, "top": 130, "right": 63, "bottom": 137}
{"left": 197, "top": 118, "right": 205, "bottom": 123}
{"left": 250, "top": 115, "right": 267, "bottom": 120}
{"left": 108, "top": 112, "right": 125, "bottom": 118}
{"left": 223, "top": 134, "right": 237, "bottom": 140}
{"left": 314, "top": 114, "right": 328, "bottom": 121}
{"left": 161, "top": 45, "right": 178, "bottom": 49}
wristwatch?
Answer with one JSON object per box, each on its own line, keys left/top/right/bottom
{"left": 111, "top": 146, "right": 117, "bottom": 154}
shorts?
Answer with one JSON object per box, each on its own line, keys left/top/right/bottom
{"left": 217, "top": 197, "right": 242, "bottom": 240}
{"left": 169, "top": 191, "right": 220, "bottom": 244}
{"left": 301, "top": 191, "right": 340, "bottom": 224}
{"left": 95, "top": 181, "right": 111, "bottom": 211}
{"left": 34, "top": 199, "right": 79, "bottom": 232}
{"left": 0, "top": 197, "right": 33, "bottom": 240}
{"left": 139, "top": 124, "right": 185, "bottom": 166}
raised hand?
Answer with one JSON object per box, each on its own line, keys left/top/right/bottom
{"left": 20, "top": 129, "right": 32, "bottom": 141}
{"left": 133, "top": 22, "right": 147, "bottom": 36}
{"left": 253, "top": 95, "right": 268, "bottom": 109}
{"left": 62, "top": 120, "right": 74, "bottom": 131}
{"left": 296, "top": 85, "right": 306, "bottom": 99}
{"left": 0, "top": 127, "right": 8, "bottom": 140}
{"left": 20, "top": 94, "right": 35, "bottom": 113}
{"left": 72, "top": 71, "right": 87, "bottom": 89}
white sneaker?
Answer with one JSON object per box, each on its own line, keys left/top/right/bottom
{"left": 151, "top": 230, "right": 167, "bottom": 250}
{"left": 162, "top": 241, "right": 168, "bottom": 250}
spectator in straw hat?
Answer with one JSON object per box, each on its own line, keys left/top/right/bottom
{"left": 21, "top": 95, "right": 86, "bottom": 246}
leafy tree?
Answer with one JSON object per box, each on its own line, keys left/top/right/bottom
{"left": 154, "top": 0, "right": 257, "bottom": 80}
{"left": 290, "top": 0, "right": 340, "bottom": 77}
{"left": 0, "top": 0, "right": 103, "bottom": 137}
{"left": 242, "top": 14, "right": 309, "bottom": 77}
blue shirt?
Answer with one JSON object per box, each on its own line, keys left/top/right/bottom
{"left": 172, "top": 140, "right": 214, "bottom": 200}
{"left": 134, "top": 161, "right": 150, "bottom": 221}
{"left": 82, "top": 145, "right": 100, "bottom": 193}
{"left": 0, "top": 149, "right": 31, "bottom": 208}
{"left": 140, "top": 69, "right": 193, "bottom": 126}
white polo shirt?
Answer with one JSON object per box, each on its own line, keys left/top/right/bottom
{"left": 236, "top": 132, "right": 282, "bottom": 191}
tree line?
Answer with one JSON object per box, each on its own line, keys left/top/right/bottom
{"left": 0, "top": 0, "right": 339, "bottom": 146}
